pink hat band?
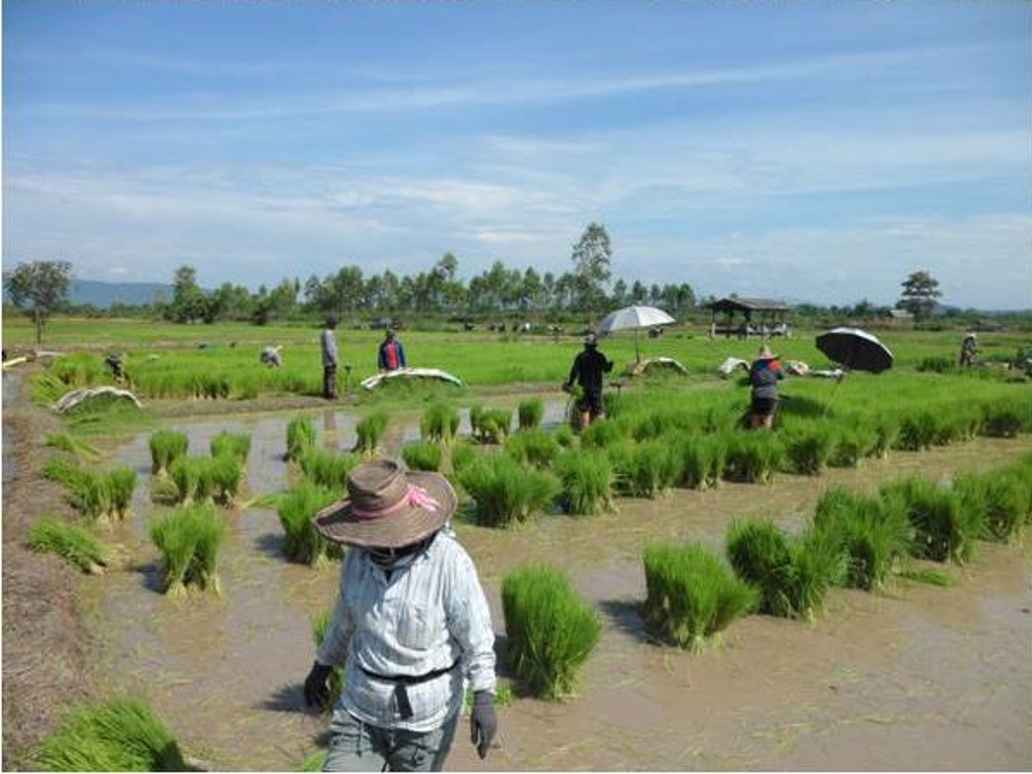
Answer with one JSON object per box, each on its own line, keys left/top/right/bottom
{"left": 350, "top": 484, "right": 440, "bottom": 521}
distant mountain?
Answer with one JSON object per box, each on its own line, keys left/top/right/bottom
{"left": 2, "top": 279, "right": 174, "bottom": 309}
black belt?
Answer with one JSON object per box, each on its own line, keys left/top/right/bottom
{"left": 359, "top": 661, "right": 459, "bottom": 720}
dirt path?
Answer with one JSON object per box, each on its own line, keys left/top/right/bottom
{"left": 75, "top": 409, "right": 1032, "bottom": 771}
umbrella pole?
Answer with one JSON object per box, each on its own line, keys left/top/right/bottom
{"left": 635, "top": 329, "right": 641, "bottom": 363}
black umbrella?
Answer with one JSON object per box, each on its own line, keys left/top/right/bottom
{"left": 815, "top": 327, "right": 894, "bottom": 373}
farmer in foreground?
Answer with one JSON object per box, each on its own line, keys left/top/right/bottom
{"left": 322, "top": 316, "right": 339, "bottom": 400}
{"left": 304, "top": 459, "right": 498, "bottom": 771}
{"left": 378, "top": 329, "right": 407, "bottom": 372}
{"left": 749, "top": 344, "right": 784, "bottom": 430}
{"left": 563, "top": 332, "right": 614, "bottom": 429}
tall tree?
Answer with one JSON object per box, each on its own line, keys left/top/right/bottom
{"left": 898, "top": 269, "right": 942, "bottom": 320}
{"left": 571, "top": 222, "right": 612, "bottom": 311}
{"left": 168, "top": 265, "right": 207, "bottom": 323}
{"left": 4, "top": 260, "right": 72, "bottom": 344}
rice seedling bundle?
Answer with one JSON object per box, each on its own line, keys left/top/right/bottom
{"left": 33, "top": 696, "right": 188, "bottom": 771}
{"left": 299, "top": 447, "right": 361, "bottom": 489}
{"left": 458, "top": 454, "right": 559, "bottom": 528}
{"left": 981, "top": 401, "right": 1024, "bottom": 438}
{"left": 782, "top": 423, "right": 838, "bottom": 475}
{"left": 517, "top": 398, "right": 545, "bottom": 430}
{"left": 504, "top": 429, "right": 560, "bottom": 468}
{"left": 642, "top": 542, "right": 757, "bottom": 652}
{"left": 402, "top": 441, "right": 444, "bottom": 472}
{"left": 953, "top": 471, "right": 1026, "bottom": 544}
{"left": 168, "top": 456, "right": 216, "bottom": 506}
{"left": 354, "top": 411, "right": 389, "bottom": 454}
{"left": 27, "top": 516, "right": 110, "bottom": 575}
{"left": 580, "top": 418, "right": 629, "bottom": 449}
{"left": 311, "top": 609, "right": 346, "bottom": 710}
{"left": 724, "top": 433, "right": 784, "bottom": 484}
{"left": 421, "top": 402, "right": 461, "bottom": 443}
{"left": 150, "top": 503, "right": 227, "bottom": 595}
{"left": 277, "top": 482, "right": 344, "bottom": 565}
{"left": 210, "top": 431, "right": 252, "bottom": 463}
{"left": 476, "top": 408, "right": 512, "bottom": 444}
{"left": 302, "top": 751, "right": 328, "bottom": 772}
{"left": 554, "top": 425, "right": 576, "bottom": 448}
{"left": 501, "top": 563, "right": 601, "bottom": 700}
{"left": 880, "top": 478, "right": 980, "bottom": 563}
{"left": 44, "top": 432, "right": 100, "bottom": 462}
{"left": 916, "top": 356, "right": 955, "bottom": 374}
{"left": 895, "top": 410, "right": 939, "bottom": 451}
{"left": 209, "top": 454, "right": 244, "bottom": 505}
{"left": 43, "top": 457, "right": 115, "bottom": 522}
{"left": 870, "top": 412, "right": 901, "bottom": 458}
{"left": 106, "top": 467, "right": 138, "bottom": 519}
{"left": 286, "top": 415, "right": 317, "bottom": 461}
{"left": 149, "top": 430, "right": 189, "bottom": 476}
{"left": 450, "top": 441, "right": 478, "bottom": 474}
{"left": 554, "top": 448, "right": 614, "bottom": 516}
{"left": 620, "top": 440, "right": 679, "bottom": 498}
{"left": 828, "top": 425, "right": 876, "bottom": 468}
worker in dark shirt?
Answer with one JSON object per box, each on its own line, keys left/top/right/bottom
{"left": 563, "top": 333, "right": 614, "bottom": 429}
{"left": 377, "top": 329, "right": 407, "bottom": 372}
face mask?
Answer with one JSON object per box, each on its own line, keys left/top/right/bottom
{"left": 368, "top": 534, "right": 434, "bottom": 567}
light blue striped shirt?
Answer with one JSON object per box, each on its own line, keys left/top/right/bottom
{"left": 316, "top": 531, "right": 497, "bottom": 732}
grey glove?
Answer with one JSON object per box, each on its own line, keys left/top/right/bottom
{"left": 304, "top": 662, "right": 334, "bottom": 709}
{"left": 470, "top": 690, "right": 497, "bottom": 760}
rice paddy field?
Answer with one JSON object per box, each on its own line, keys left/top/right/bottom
{"left": 4, "top": 319, "right": 1032, "bottom": 770}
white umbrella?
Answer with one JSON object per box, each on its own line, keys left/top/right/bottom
{"left": 597, "top": 305, "right": 676, "bottom": 362}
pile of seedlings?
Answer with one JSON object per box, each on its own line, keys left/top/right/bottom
{"left": 150, "top": 503, "right": 227, "bottom": 596}
{"left": 402, "top": 441, "right": 444, "bottom": 472}
{"left": 299, "top": 446, "right": 361, "bottom": 489}
{"left": 43, "top": 457, "right": 137, "bottom": 524}
{"left": 421, "top": 402, "right": 460, "bottom": 444}
{"left": 517, "top": 397, "right": 545, "bottom": 430}
{"left": 353, "top": 411, "right": 389, "bottom": 455}
{"left": 277, "top": 481, "right": 344, "bottom": 566}
{"left": 469, "top": 405, "right": 512, "bottom": 444}
{"left": 27, "top": 515, "right": 112, "bottom": 575}
{"left": 458, "top": 454, "right": 559, "bottom": 527}
{"left": 286, "top": 415, "right": 317, "bottom": 462}
{"left": 210, "top": 430, "right": 252, "bottom": 464}
{"left": 159, "top": 454, "right": 243, "bottom": 507}
{"left": 44, "top": 432, "right": 100, "bottom": 462}
{"left": 554, "top": 449, "right": 614, "bottom": 516}
{"left": 149, "top": 430, "right": 189, "bottom": 476}
{"left": 504, "top": 429, "right": 560, "bottom": 469}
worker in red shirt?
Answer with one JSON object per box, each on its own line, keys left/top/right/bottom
{"left": 378, "top": 329, "right": 407, "bottom": 373}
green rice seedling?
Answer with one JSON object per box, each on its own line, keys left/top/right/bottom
{"left": 311, "top": 609, "right": 345, "bottom": 711}
{"left": 504, "top": 429, "right": 560, "bottom": 468}
{"left": 277, "top": 481, "right": 344, "bottom": 566}
{"left": 299, "top": 447, "right": 361, "bottom": 490}
{"left": 724, "top": 433, "right": 784, "bottom": 484}
{"left": 790, "top": 525, "right": 849, "bottom": 618}
{"left": 27, "top": 516, "right": 110, "bottom": 575}
{"left": 168, "top": 456, "right": 216, "bottom": 506}
{"left": 554, "top": 425, "right": 576, "bottom": 448}
{"left": 954, "top": 470, "right": 1026, "bottom": 543}
{"left": 106, "top": 467, "right": 137, "bottom": 520}
{"left": 621, "top": 440, "right": 679, "bottom": 498}
{"left": 402, "top": 441, "right": 444, "bottom": 472}
{"left": 580, "top": 418, "right": 629, "bottom": 449}
{"left": 895, "top": 410, "right": 938, "bottom": 451}
{"left": 286, "top": 415, "right": 317, "bottom": 461}
{"left": 354, "top": 411, "right": 389, "bottom": 454}
{"left": 981, "top": 403, "right": 1023, "bottom": 438}
{"left": 517, "top": 398, "right": 545, "bottom": 430}
{"left": 501, "top": 563, "right": 601, "bottom": 700}
{"left": 898, "top": 567, "right": 956, "bottom": 587}
{"left": 813, "top": 490, "right": 911, "bottom": 590}
{"left": 880, "top": 477, "right": 980, "bottom": 563}
{"left": 421, "top": 402, "right": 461, "bottom": 444}
{"left": 209, "top": 454, "right": 244, "bottom": 505}
{"left": 477, "top": 408, "right": 513, "bottom": 444}
{"left": 916, "top": 356, "right": 956, "bottom": 373}
{"left": 869, "top": 412, "right": 901, "bottom": 458}
{"left": 149, "top": 503, "right": 227, "bottom": 596}
{"left": 148, "top": 430, "right": 189, "bottom": 476}
{"left": 642, "top": 542, "right": 757, "bottom": 652}
{"left": 450, "top": 441, "right": 478, "bottom": 474}
{"left": 459, "top": 454, "right": 559, "bottom": 528}
{"left": 210, "top": 431, "right": 251, "bottom": 463}
{"left": 828, "top": 425, "right": 876, "bottom": 468}
{"left": 34, "top": 696, "right": 188, "bottom": 772}
{"left": 43, "top": 457, "right": 113, "bottom": 522}
{"left": 301, "top": 751, "right": 328, "bottom": 772}
{"left": 554, "top": 449, "right": 614, "bottom": 516}
{"left": 782, "top": 423, "right": 838, "bottom": 475}
{"left": 468, "top": 404, "right": 486, "bottom": 439}
{"left": 44, "top": 432, "right": 100, "bottom": 462}
{"left": 674, "top": 434, "right": 714, "bottom": 490}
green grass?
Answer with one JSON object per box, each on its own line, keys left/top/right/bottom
{"left": 277, "top": 482, "right": 345, "bottom": 566}
{"left": 880, "top": 477, "right": 981, "bottom": 564}
{"left": 402, "top": 441, "right": 444, "bottom": 472}
{"left": 210, "top": 431, "right": 252, "bottom": 463}
{"left": 353, "top": 410, "right": 389, "bottom": 454}
{"left": 33, "top": 696, "right": 189, "bottom": 771}
{"left": 501, "top": 563, "right": 601, "bottom": 700}
{"left": 44, "top": 432, "right": 100, "bottom": 462}
{"left": 150, "top": 503, "right": 227, "bottom": 596}
{"left": 450, "top": 441, "right": 478, "bottom": 474}
{"left": 554, "top": 448, "right": 614, "bottom": 516}
{"left": 517, "top": 398, "right": 545, "bottom": 430}
{"left": 149, "top": 430, "right": 190, "bottom": 476}
{"left": 504, "top": 429, "right": 561, "bottom": 468}
{"left": 298, "top": 446, "right": 361, "bottom": 489}
{"left": 311, "top": 610, "right": 345, "bottom": 711}
{"left": 27, "top": 516, "right": 111, "bottom": 574}
{"left": 459, "top": 454, "right": 559, "bottom": 527}
{"left": 420, "top": 402, "right": 460, "bottom": 444}
{"left": 642, "top": 542, "right": 757, "bottom": 652}
{"left": 286, "top": 415, "right": 317, "bottom": 461}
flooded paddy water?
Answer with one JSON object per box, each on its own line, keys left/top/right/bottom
{"left": 83, "top": 400, "right": 1032, "bottom": 770}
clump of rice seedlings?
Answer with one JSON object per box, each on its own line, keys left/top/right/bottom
{"left": 150, "top": 503, "right": 227, "bottom": 596}
{"left": 149, "top": 430, "right": 189, "bottom": 476}
{"left": 554, "top": 449, "right": 614, "bottom": 516}
{"left": 980, "top": 403, "right": 1023, "bottom": 438}
{"left": 813, "top": 488, "right": 912, "bottom": 590}
{"left": 210, "top": 431, "right": 251, "bottom": 463}
{"left": 501, "top": 563, "right": 601, "bottom": 700}
{"left": 450, "top": 441, "right": 478, "bottom": 474}
{"left": 33, "top": 696, "right": 188, "bottom": 772}
{"left": 517, "top": 398, "right": 545, "bottom": 430}
{"left": 277, "top": 482, "right": 344, "bottom": 565}
{"left": 726, "top": 518, "right": 846, "bottom": 621}
{"left": 301, "top": 751, "right": 328, "bottom": 771}
{"left": 580, "top": 418, "right": 628, "bottom": 449}
{"left": 471, "top": 407, "right": 512, "bottom": 444}
{"left": 106, "top": 467, "right": 137, "bottom": 520}
{"left": 828, "top": 425, "right": 876, "bottom": 468}
{"left": 952, "top": 471, "right": 1026, "bottom": 544}
{"left": 311, "top": 610, "right": 345, "bottom": 710}
{"left": 898, "top": 567, "right": 956, "bottom": 587}
{"left": 44, "top": 432, "right": 100, "bottom": 462}
{"left": 27, "top": 516, "right": 110, "bottom": 575}
{"left": 286, "top": 415, "right": 317, "bottom": 461}
{"left": 619, "top": 440, "right": 679, "bottom": 498}
{"left": 353, "top": 411, "right": 389, "bottom": 454}
{"left": 642, "top": 542, "right": 757, "bottom": 652}
{"left": 782, "top": 424, "right": 838, "bottom": 475}
{"left": 504, "top": 429, "right": 560, "bottom": 468}
{"left": 895, "top": 410, "right": 938, "bottom": 451}
{"left": 869, "top": 412, "right": 901, "bottom": 459}
{"left": 554, "top": 425, "right": 576, "bottom": 448}
{"left": 421, "top": 403, "right": 460, "bottom": 444}
{"left": 402, "top": 441, "right": 444, "bottom": 472}
{"left": 916, "top": 356, "right": 956, "bottom": 373}
{"left": 43, "top": 457, "right": 117, "bottom": 522}
{"left": 880, "top": 477, "right": 980, "bottom": 564}
{"left": 209, "top": 454, "right": 244, "bottom": 505}
{"left": 458, "top": 454, "right": 559, "bottom": 528}
{"left": 674, "top": 434, "right": 726, "bottom": 490}
{"left": 724, "top": 433, "right": 784, "bottom": 484}
{"left": 299, "top": 447, "right": 360, "bottom": 489}
{"left": 168, "top": 456, "right": 216, "bottom": 506}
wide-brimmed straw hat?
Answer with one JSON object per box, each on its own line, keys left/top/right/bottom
{"left": 314, "top": 459, "right": 457, "bottom": 548}
{"left": 755, "top": 344, "right": 778, "bottom": 360}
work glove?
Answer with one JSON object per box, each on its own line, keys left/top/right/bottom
{"left": 469, "top": 690, "right": 497, "bottom": 760}
{"left": 304, "top": 662, "right": 334, "bottom": 709}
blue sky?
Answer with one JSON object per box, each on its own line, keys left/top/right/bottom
{"left": 4, "top": 1, "right": 1029, "bottom": 308}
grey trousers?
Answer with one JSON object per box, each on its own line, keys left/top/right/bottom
{"left": 323, "top": 710, "right": 459, "bottom": 772}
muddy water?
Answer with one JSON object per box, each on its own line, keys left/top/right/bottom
{"left": 2, "top": 372, "right": 20, "bottom": 486}
{"left": 86, "top": 409, "right": 1032, "bottom": 771}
